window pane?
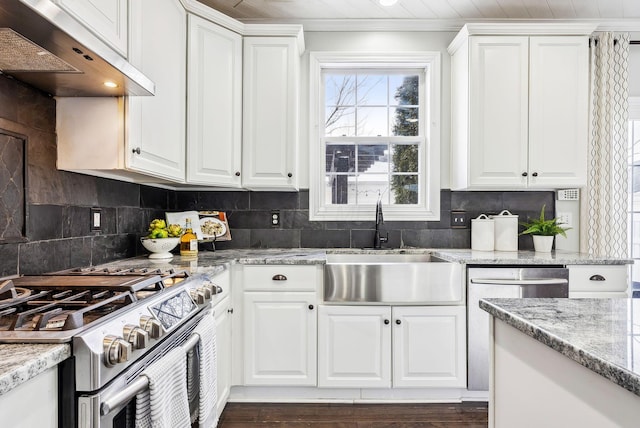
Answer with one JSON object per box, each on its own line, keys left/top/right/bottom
{"left": 325, "top": 74, "right": 355, "bottom": 106}
{"left": 390, "top": 75, "right": 419, "bottom": 106}
{"left": 357, "top": 107, "right": 388, "bottom": 136}
{"left": 325, "top": 107, "right": 355, "bottom": 136}
{"left": 390, "top": 175, "right": 419, "bottom": 205}
{"left": 358, "top": 144, "right": 388, "bottom": 173}
{"left": 357, "top": 75, "right": 387, "bottom": 105}
{"left": 390, "top": 144, "right": 419, "bottom": 173}
{"left": 356, "top": 178, "right": 389, "bottom": 204}
{"left": 391, "top": 107, "right": 419, "bottom": 136}
{"left": 326, "top": 144, "right": 355, "bottom": 173}
{"left": 633, "top": 213, "right": 640, "bottom": 258}
{"left": 325, "top": 174, "right": 356, "bottom": 205}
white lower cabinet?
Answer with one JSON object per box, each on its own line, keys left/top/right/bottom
{"left": 567, "top": 264, "right": 630, "bottom": 298}
{"left": 318, "top": 305, "right": 466, "bottom": 388}
{"left": 392, "top": 306, "right": 467, "bottom": 388}
{"left": 243, "top": 292, "right": 317, "bottom": 385}
{"left": 318, "top": 305, "right": 391, "bottom": 388}
{"left": 214, "top": 296, "right": 232, "bottom": 415}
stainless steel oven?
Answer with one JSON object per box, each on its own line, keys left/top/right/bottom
{"left": 0, "top": 267, "right": 227, "bottom": 427}
{"left": 77, "top": 307, "right": 209, "bottom": 428}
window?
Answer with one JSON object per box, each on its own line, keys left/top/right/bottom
{"left": 309, "top": 53, "right": 441, "bottom": 221}
{"left": 628, "top": 98, "right": 640, "bottom": 288}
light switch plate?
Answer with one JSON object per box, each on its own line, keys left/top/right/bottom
{"left": 91, "top": 207, "right": 101, "bottom": 232}
{"left": 451, "top": 210, "right": 467, "bottom": 229}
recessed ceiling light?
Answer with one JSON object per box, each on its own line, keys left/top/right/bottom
{"left": 379, "top": 0, "right": 398, "bottom": 6}
{"left": 103, "top": 81, "right": 118, "bottom": 88}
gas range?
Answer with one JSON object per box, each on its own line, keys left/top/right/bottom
{"left": 0, "top": 266, "right": 226, "bottom": 391}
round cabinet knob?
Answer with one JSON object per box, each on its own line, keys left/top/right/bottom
{"left": 395, "top": 319, "right": 402, "bottom": 325}
{"left": 522, "top": 172, "right": 528, "bottom": 177}
{"left": 532, "top": 172, "right": 538, "bottom": 177}
{"left": 123, "top": 324, "right": 149, "bottom": 350}
{"left": 384, "top": 319, "right": 390, "bottom": 325}
{"left": 103, "top": 335, "right": 132, "bottom": 366}
{"left": 287, "top": 172, "right": 293, "bottom": 178}
{"left": 190, "top": 289, "right": 207, "bottom": 305}
{"left": 308, "top": 304, "right": 314, "bottom": 310}
{"left": 227, "top": 308, "right": 234, "bottom": 314}
{"left": 140, "top": 315, "right": 163, "bottom": 339}
{"left": 235, "top": 171, "right": 241, "bottom": 177}
{"left": 132, "top": 147, "right": 141, "bottom": 154}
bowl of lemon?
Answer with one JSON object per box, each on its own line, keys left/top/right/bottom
{"left": 141, "top": 219, "right": 183, "bottom": 259}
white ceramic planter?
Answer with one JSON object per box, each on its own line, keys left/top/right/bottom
{"left": 532, "top": 235, "right": 554, "bottom": 253}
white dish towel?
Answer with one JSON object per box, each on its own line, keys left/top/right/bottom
{"left": 135, "top": 347, "right": 191, "bottom": 428}
{"left": 187, "top": 314, "right": 218, "bottom": 428}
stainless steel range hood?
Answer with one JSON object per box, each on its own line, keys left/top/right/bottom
{"left": 0, "top": 0, "right": 154, "bottom": 96}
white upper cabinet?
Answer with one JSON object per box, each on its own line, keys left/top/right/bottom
{"left": 56, "top": 0, "right": 186, "bottom": 184}
{"left": 53, "top": 0, "right": 128, "bottom": 56}
{"left": 126, "top": 0, "right": 186, "bottom": 182}
{"left": 449, "top": 24, "right": 592, "bottom": 190}
{"left": 242, "top": 37, "right": 301, "bottom": 190}
{"left": 186, "top": 14, "right": 243, "bottom": 187}
{"left": 528, "top": 37, "right": 589, "bottom": 189}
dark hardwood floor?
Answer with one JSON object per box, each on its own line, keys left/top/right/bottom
{"left": 218, "top": 402, "right": 488, "bottom": 427}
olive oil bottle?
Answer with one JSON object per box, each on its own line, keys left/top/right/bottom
{"left": 180, "top": 218, "right": 198, "bottom": 257}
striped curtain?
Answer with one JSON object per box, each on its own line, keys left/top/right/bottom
{"left": 580, "top": 32, "right": 629, "bottom": 257}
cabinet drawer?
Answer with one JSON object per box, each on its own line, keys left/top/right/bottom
{"left": 568, "top": 265, "right": 629, "bottom": 292}
{"left": 243, "top": 265, "right": 319, "bottom": 291}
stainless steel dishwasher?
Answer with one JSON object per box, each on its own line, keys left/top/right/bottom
{"left": 467, "top": 266, "right": 569, "bottom": 392}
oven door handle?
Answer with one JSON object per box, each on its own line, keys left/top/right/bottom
{"left": 100, "top": 332, "right": 201, "bottom": 416}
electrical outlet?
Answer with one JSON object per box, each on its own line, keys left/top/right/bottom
{"left": 90, "top": 207, "right": 102, "bottom": 232}
{"left": 556, "top": 211, "right": 572, "bottom": 228}
{"left": 451, "top": 210, "right": 467, "bottom": 229}
{"left": 271, "top": 210, "right": 280, "bottom": 227}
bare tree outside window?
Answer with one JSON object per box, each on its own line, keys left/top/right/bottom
{"left": 323, "top": 71, "right": 421, "bottom": 206}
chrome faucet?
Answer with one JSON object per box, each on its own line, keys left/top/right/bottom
{"left": 373, "top": 198, "right": 389, "bottom": 249}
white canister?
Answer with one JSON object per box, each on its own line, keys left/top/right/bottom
{"left": 471, "top": 214, "right": 494, "bottom": 251}
{"left": 491, "top": 210, "right": 518, "bottom": 252}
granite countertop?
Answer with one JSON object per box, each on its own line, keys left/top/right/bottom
{"left": 0, "top": 344, "right": 70, "bottom": 396}
{"left": 480, "top": 298, "right": 640, "bottom": 397}
{"left": 432, "top": 249, "right": 632, "bottom": 265}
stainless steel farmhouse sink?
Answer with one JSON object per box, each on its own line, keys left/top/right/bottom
{"left": 324, "top": 252, "right": 463, "bottom": 304}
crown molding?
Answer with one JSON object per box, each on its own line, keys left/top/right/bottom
{"left": 180, "top": 0, "right": 305, "bottom": 50}
{"left": 238, "top": 17, "right": 640, "bottom": 33}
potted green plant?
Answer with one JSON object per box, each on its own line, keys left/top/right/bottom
{"left": 519, "top": 205, "right": 570, "bottom": 252}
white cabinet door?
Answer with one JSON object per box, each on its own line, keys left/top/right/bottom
{"left": 186, "top": 14, "right": 242, "bottom": 187}
{"left": 126, "top": 0, "right": 186, "bottom": 182}
{"left": 318, "top": 305, "right": 391, "bottom": 388}
{"left": 528, "top": 36, "right": 588, "bottom": 188}
{"left": 468, "top": 36, "right": 529, "bottom": 189}
{"left": 214, "top": 296, "right": 232, "bottom": 415}
{"left": 451, "top": 31, "right": 589, "bottom": 190}
{"left": 242, "top": 37, "right": 299, "bottom": 190}
{"left": 243, "top": 292, "right": 317, "bottom": 385}
{"left": 53, "top": 0, "right": 128, "bottom": 56}
{"left": 392, "top": 306, "right": 466, "bottom": 388}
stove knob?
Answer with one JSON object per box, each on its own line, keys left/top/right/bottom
{"left": 123, "top": 324, "right": 149, "bottom": 350}
{"left": 204, "top": 282, "right": 223, "bottom": 295}
{"left": 190, "top": 289, "right": 207, "bottom": 305}
{"left": 140, "top": 315, "right": 163, "bottom": 339}
{"left": 103, "top": 335, "right": 132, "bottom": 366}
{"left": 197, "top": 286, "right": 212, "bottom": 300}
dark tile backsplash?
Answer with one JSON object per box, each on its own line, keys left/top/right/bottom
{"left": 201, "top": 189, "right": 554, "bottom": 251}
{"left": 0, "top": 74, "right": 555, "bottom": 275}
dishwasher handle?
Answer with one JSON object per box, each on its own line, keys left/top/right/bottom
{"left": 470, "top": 278, "right": 568, "bottom": 286}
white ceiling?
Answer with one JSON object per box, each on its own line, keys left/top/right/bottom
{"left": 198, "top": 0, "right": 640, "bottom": 23}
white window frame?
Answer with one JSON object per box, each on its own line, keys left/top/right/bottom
{"left": 309, "top": 52, "right": 441, "bottom": 221}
